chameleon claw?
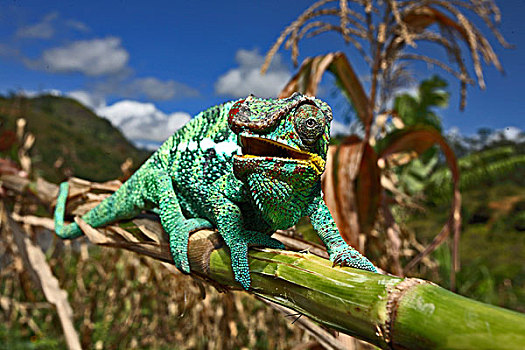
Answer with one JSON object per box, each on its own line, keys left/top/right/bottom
{"left": 243, "top": 231, "right": 286, "bottom": 250}
{"left": 329, "top": 245, "right": 377, "bottom": 273}
{"left": 170, "top": 245, "right": 191, "bottom": 274}
{"left": 169, "top": 220, "right": 208, "bottom": 274}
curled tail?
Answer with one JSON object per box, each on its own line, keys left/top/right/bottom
{"left": 54, "top": 182, "right": 83, "bottom": 239}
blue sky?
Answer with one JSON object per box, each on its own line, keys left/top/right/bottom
{"left": 0, "top": 0, "right": 523, "bottom": 145}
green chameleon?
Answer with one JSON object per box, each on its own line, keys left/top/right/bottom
{"left": 54, "top": 92, "right": 377, "bottom": 289}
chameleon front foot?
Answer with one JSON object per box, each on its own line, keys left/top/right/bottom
{"left": 329, "top": 244, "right": 377, "bottom": 273}
{"left": 226, "top": 232, "right": 285, "bottom": 290}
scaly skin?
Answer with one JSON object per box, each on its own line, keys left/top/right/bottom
{"left": 54, "top": 92, "right": 377, "bottom": 289}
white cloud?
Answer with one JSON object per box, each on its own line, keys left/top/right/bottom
{"left": 16, "top": 12, "right": 58, "bottom": 39}
{"left": 87, "top": 75, "right": 199, "bottom": 102}
{"left": 488, "top": 126, "right": 525, "bottom": 143}
{"left": 127, "top": 77, "right": 199, "bottom": 100}
{"left": 445, "top": 126, "right": 470, "bottom": 149}
{"left": 11, "top": 89, "right": 190, "bottom": 147}
{"left": 30, "top": 37, "right": 129, "bottom": 76}
{"left": 18, "top": 89, "right": 62, "bottom": 98}
{"left": 68, "top": 90, "right": 106, "bottom": 110}
{"left": 329, "top": 120, "right": 365, "bottom": 137}
{"left": 16, "top": 13, "right": 89, "bottom": 39}
{"left": 446, "top": 126, "right": 463, "bottom": 142}
{"left": 67, "top": 90, "right": 191, "bottom": 145}
{"left": 394, "top": 85, "right": 419, "bottom": 99}
{"left": 446, "top": 126, "right": 524, "bottom": 150}
{"left": 215, "top": 48, "right": 291, "bottom": 98}
{"left": 18, "top": 31, "right": 197, "bottom": 101}
{"left": 0, "top": 43, "right": 20, "bottom": 58}
{"left": 502, "top": 126, "right": 524, "bottom": 141}
{"left": 65, "top": 19, "right": 90, "bottom": 32}
{"left": 330, "top": 120, "right": 350, "bottom": 136}
{"left": 96, "top": 100, "right": 191, "bottom": 143}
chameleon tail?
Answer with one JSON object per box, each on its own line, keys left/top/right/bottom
{"left": 54, "top": 182, "right": 83, "bottom": 239}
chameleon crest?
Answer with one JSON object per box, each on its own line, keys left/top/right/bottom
{"left": 55, "top": 93, "right": 377, "bottom": 290}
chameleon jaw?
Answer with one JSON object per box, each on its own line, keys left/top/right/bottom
{"left": 237, "top": 135, "right": 325, "bottom": 175}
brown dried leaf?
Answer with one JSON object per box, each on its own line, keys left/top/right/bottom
{"left": 0, "top": 174, "right": 31, "bottom": 199}
{"left": 75, "top": 217, "right": 114, "bottom": 245}
{"left": 0, "top": 158, "right": 21, "bottom": 176}
{"left": 6, "top": 211, "right": 81, "bottom": 350}
{"left": 11, "top": 213, "right": 55, "bottom": 231}
{"left": 35, "top": 177, "right": 59, "bottom": 203}
{"left": 403, "top": 6, "right": 467, "bottom": 40}
{"left": 322, "top": 139, "right": 361, "bottom": 247}
{"left": 133, "top": 218, "right": 167, "bottom": 244}
{"left": 355, "top": 141, "right": 381, "bottom": 235}
{"left": 380, "top": 202, "right": 403, "bottom": 276}
{"left": 322, "top": 135, "right": 381, "bottom": 247}
{"left": 377, "top": 126, "right": 461, "bottom": 278}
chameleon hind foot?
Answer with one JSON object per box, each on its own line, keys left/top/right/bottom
{"left": 169, "top": 218, "right": 213, "bottom": 273}
{"left": 244, "top": 231, "right": 285, "bottom": 250}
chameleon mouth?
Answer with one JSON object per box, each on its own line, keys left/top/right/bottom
{"left": 238, "top": 135, "right": 325, "bottom": 175}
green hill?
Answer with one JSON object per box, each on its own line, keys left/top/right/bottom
{"left": 0, "top": 94, "right": 149, "bottom": 182}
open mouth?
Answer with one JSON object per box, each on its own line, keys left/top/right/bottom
{"left": 238, "top": 135, "right": 325, "bottom": 174}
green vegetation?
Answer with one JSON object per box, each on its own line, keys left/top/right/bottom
{"left": 389, "top": 78, "right": 525, "bottom": 311}
{"left": 0, "top": 94, "right": 149, "bottom": 182}
{"left": 406, "top": 145, "right": 525, "bottom": 312}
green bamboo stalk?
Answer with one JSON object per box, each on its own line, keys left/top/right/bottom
{"left": 187, "top": 230, "right": 525, "bottom": 349}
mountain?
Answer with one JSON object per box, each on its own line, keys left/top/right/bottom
{"left": 0, "top": 94, "right": 149, "bottom": 183}
{"left": 445, "top": 126, "right": 525, "bottom": 158}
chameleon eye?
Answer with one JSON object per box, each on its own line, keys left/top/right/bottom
{"left": 294, "top": 103, "right": 325, "bottom": 146}
{"left": 305, "top": 118, "right": 316, "bottom": 128}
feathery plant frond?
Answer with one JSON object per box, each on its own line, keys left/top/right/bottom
{"left": 378, "top": 62, "right": 415, "bottom": 111}
{"left": 263, "top": 0, "right": 510, "bottom": 110}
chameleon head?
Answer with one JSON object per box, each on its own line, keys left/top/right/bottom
{"left": 228, "top": 92, "right": 332, "bottom": 184}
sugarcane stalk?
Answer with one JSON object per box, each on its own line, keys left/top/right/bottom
{"left": 187, "top": 230, "right": 525, "bottom": 349}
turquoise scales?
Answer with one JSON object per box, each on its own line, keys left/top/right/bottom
{"left": 54, "top": 93, "right": 377, "bottom": 289}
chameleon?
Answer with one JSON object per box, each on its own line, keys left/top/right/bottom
{"left": 54, "top": 92, "right": 377, "bottom": 290}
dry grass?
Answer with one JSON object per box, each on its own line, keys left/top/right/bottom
{"left": 0, "top": 220, "right": 312, "bottom": 349}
